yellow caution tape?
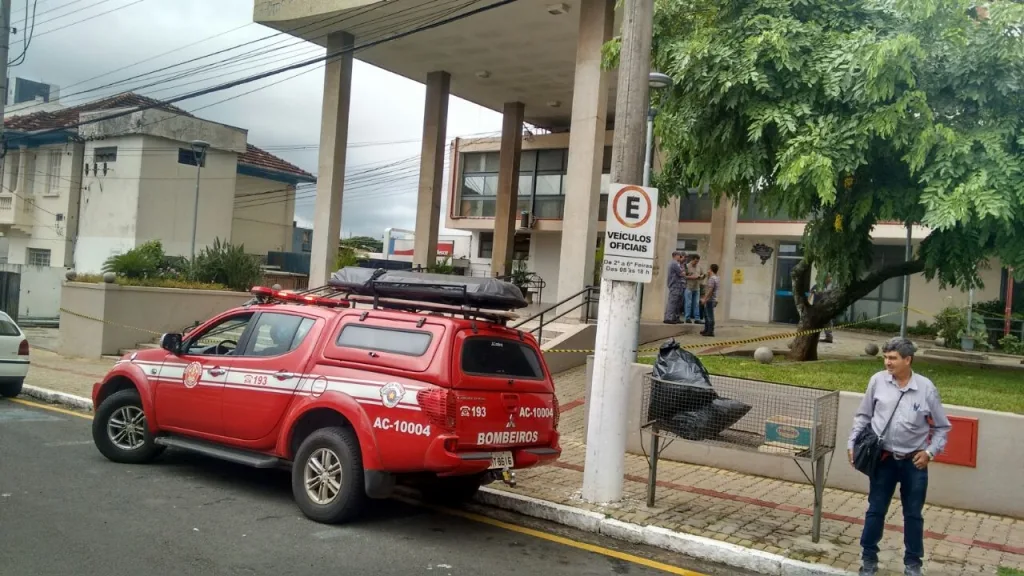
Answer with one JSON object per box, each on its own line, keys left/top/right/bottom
{"left": 545, "top": 306, "right": 931, "bottom": 355}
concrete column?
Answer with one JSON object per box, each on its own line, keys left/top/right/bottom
{"left": 489, "top": 101, "right": 525, "bottom": 277}
{"left": 308, "top": 31, "right": 354, "bottom": 287}
{"left": 640, "top": 195, "right": 681, "bottom": 321}
{"left": 555, "top": 0, "right": 614, "bottom": 312}
{"left": 413, "top": 70, "right": 450, "bottom": 269}
{"left": 707, "top": 195, "right": 738, "bottom": 321}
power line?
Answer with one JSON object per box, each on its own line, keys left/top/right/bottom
{"left": 5, "top": 0, "right": 522, "bottom": 144}
{"left": 33, "top": 0, "right": 150, "bottom": 40}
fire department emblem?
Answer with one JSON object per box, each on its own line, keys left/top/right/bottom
{"left": 380, "top": 382, "right": 405, "bottom": 408}
{"left": 506, "top": 413, "right": 516, "bottom": 429}
{"left": 182, "top": 361, "right": 203, "bottom": 389}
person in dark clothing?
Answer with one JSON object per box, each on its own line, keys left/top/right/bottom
{"left": 663, "top": 251, "right": 685, "bottom": 323}
{"left": 700, "top": 264, "right": 720, "bottom": 336}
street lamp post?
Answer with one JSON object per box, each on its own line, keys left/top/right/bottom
{"left": 633, "top": 71, "right": 675, "bottom": 358}
{"left": 189, "top": 140, "right": 210, "bottom": 260}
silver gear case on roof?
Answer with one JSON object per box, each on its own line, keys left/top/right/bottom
{"left": 328, "top": 267, "right": 529, "bottom": 310}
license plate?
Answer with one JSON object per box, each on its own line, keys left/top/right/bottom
{"left": 488, "top": 451, "right": 514, "bottom": 469}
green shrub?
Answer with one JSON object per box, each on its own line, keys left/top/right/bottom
{"left": 102, "top": 240, "right": 165, "bottom": 279}
{"left": 74, "top": 274, "right": 227, "bottom": 291}
{"left": 998, "top": 334, "right": 1024, "bottom": 356}
{"left": 933, "top": 305, "right": 968, "bottom": 348}
{"left": 335, "top": 246, "right": 365, "bottom": 270}
{"left": 427, "top": 255, "right": 455, "bottom": 275}
{"left": 188, "top": 238, "right": 262, "bottom": 293}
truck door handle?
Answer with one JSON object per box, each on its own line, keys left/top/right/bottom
{"left": 206, "top": 367, "right": 224, "bottom": 377}
{"left": 274, "top": 371, "right": 293, "bottom": 380}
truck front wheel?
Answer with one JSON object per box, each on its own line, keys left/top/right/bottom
{"left": 291, "top": 426, "right": 366, "bottom": 524}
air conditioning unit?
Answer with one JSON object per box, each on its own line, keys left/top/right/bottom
{"left": 519, "top": 210, "right": 536, "bottom": 230}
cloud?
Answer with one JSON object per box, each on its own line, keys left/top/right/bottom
{"left": 8, "top": 0, "right": 503, "bottom": 240}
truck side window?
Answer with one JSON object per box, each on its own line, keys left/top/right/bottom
{"left": 336, "top": 324, "right": 432, "bottom": 356}
{"left": 244, "top": 314, "right": 316, "bottom": 357}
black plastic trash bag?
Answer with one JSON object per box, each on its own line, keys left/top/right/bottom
{"left": 662, "top": 398, "right": 753, "bottom": 441}
{"left": 647, "top": 339, "right": 718, "bottom": 423}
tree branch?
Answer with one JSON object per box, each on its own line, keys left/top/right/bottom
{"left": 815, "top": 258, "right": 927, "bottom": 317}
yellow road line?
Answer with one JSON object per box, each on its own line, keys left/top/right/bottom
{"left": 7, "top": 398, "right": 93, "bottom": 420}
{"left": 415, "top": 499, "right": 707, "bottom": 575}
{"left": 9, "top": 397, "right": 706, "bottom": 574}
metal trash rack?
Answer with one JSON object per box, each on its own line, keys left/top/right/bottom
{"left": 640, "top": 373, "right": 841, "bottom": 543}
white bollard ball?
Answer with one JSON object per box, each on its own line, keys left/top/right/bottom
{"left": 754, "top": 346, "right": 774, "bottom": 364}
{"left": 865, "top": 343, "right": 880, "bottom": 356}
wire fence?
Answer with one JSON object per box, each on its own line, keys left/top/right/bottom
{"left": 641, "top": 373, "right": 840, "bottom": 463}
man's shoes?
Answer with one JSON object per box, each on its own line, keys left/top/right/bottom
{"left": 904, "top": 565, "right": 923, "bottom": 576}
{"left": 858, "top": 561, "right": 878, "bottom": 576}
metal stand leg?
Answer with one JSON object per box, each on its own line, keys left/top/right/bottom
{"left": 811, "top": 456, "right": 825, "bottom": 543}
{"left": 647, "top": 429, "right": 660, "bottom": 508}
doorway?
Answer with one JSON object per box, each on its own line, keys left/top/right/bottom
{"left": 772, "top": 242, "right": 803, "bottom": 324}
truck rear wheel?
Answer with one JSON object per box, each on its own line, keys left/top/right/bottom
{"left": 291, "top": 426, "right": 366, "bottom": 524}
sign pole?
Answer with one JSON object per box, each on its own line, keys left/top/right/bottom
{"left": 582, "top": 0, "right": 655, "bottom": 504}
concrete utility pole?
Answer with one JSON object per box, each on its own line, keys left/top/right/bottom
{"left": 0, "top": 0, "right": 12, "bottom": 155}
{"left": 582, "top": 0, "right": 654, "bottom": 504}
{"left": 900, "top": 223, "right": 912, "bottom": 338}
{"left": 189, "top": 140, "right": 210, "bottom": 260}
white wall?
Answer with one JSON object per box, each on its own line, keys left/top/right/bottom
{"left": 0, "top": 263, "right": 65, "bottom": 319}
{"left": 528, "top": 231, "right": 562, "bottom": 305}
{"left": 2, "top": 143, "right": 82, "bottom": 268}
{"left": 729, "top": 236, "right": 775, "bottom": 323}
{"left": 136, "top": 135, "right": 239, "bottom": 258}
{"left": 74, "top": 136, "right": 146, "bottom": 273}
{"left": 232, "top": 174, "right": 294, "bottom": 255}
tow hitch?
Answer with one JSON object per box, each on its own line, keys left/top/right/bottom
{"left": 490, "top": 467, "right": 516, "bottom": 488}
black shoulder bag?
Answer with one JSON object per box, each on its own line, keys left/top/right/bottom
{"left": 852, "top": 391, "right": 906, "bottom": 477}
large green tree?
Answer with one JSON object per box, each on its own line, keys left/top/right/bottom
{"left": 625, "top": 0, "right": 1024, "bottom": 359}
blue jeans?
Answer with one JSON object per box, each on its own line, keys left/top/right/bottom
{"left": 683, "top": 287, "right": 701, "bottom": 320}
{"left": 860, "top": 455, "right": 929, "bottom": 568}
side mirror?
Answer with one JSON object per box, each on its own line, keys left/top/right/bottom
{"left": 160, "top": 333, "right": 183, "bottom": 354}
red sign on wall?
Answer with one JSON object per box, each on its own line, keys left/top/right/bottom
{"left": 392, "top": 242, "right": 454, "bottom": 257}
{"left": 931, "top": 415, "right": 979, "bottom": 468}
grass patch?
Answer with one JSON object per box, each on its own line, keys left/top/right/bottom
{"left": 998, "top": 568, "right": 1024, "bottom": 576}
{"left": 73, "top": 274, "right": 229, "bottom": 291}
{"left": 640, "top": 355, "right": 1024, "bottom": 414}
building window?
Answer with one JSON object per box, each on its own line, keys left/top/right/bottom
{"left": 458, "top": 146, "right": 612, "bottom": 220}
{"left": 676, "top": 238, "right": 699, "bottom": 253}
{"left": 44, "top": 150, "right": 62, "bottom": 196}
{"left": 178, "top": 148, "right": 206, "bottom": 168}
{"left": 678, "top": 186, "right": 714, "bottom": 221}
{"left": 739, "top": 193, "right": 803, "bottom": 222}
{"left": 477, "top": 232, "right": 529, "bottom": 260}
{"left": 842, "top": 245, "right": 907, "bottom": 323}
{"left": 27, "top": 248, "right": 51, "bottom": 267}
{"left": 94, "top": 147, "right": 117, "bottom": 163}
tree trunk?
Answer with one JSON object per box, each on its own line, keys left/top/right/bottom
{"left": 785, "top": 256, "right": 928, "bottom": 361}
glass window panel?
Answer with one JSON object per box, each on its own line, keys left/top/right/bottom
{"left": 598, "top": 194, "right": 609, "bottom": 221}
{"left": 483, "top": 152, "right": 500, "bottom": 172}
{"left": 533, "top": 196, "right": 564, "bottom": 218}
{"left": 880, "top": 276, "right": 904, "bottom": 301}
{"left": 518, "top": 174, "right": 534, "bottom": 197}
{"left": 535, "top": 174, "right": 561, "bottom": 196}
{"left": 520, "top": 150, "right": 537, "bottom": 172}
{"left": 879, "top": 300, "right": 903, "bottom": 319}
{"left": 537, "top": 149, "right": 564, "bottom": 171}
{"left": 852, "top": 299, "right": 879, "bottom": 321}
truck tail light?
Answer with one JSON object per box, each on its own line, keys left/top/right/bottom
{"left": 18, "top": 339, "right": 29, "bottom": 356}
{"left": 417, "top": 387, "right": 456, "bottom": 432}
{"left": 552, "top": 398, "right": 560, "bottom": 431}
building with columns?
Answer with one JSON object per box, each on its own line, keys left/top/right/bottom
{"left": 254, "top": 0, "right": 1014, "bottom": 327}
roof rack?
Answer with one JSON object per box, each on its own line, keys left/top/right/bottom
{"left": 246, "top": 285, "right": 519, "bottom": 325}
{"left": 327, "top": 267, "right": 529, "bottom": 311}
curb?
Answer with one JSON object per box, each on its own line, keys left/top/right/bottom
{"left": 21, "top": 385, "right": 93, "bottom": 412}
{"left": 474, "top": 487, "right": 855, "bottom": 576}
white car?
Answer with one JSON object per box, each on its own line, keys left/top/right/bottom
{"left": 0, "top": 311, "right": 29, "bottom": 398}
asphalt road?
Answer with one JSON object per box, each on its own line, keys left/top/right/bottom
{"left": 0, "top": 399, "right": 756, "bottom": 576}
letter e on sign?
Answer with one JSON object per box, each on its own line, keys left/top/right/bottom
{"left": 602, "top": 183, "right": 659, "bottom": 283}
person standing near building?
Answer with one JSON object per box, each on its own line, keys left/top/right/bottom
{"left": 847, "top": 337, "right": 952, "bottom": 576}
{"left": 700, "top": 264, "right": 720, "bottom": 337}
{"left": 663, "top": 251, "right": 685, "bottom": 324}
{"left": 683, "top": 254, "right": 705, "bottom": 323}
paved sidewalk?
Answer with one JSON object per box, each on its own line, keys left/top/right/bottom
{"left": 487, "top": 365, "right": 1024, "bottom": 576}
{"left": 20, "top": 340, "right": 1024, "bottom": 575}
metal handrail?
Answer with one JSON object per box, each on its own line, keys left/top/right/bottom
{"left": 511, "top": 285, "right": 599, "bottom": 344}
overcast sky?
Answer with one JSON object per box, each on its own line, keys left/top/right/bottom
{"left": 6, "top": 0, "right": 506, "bottom": 238}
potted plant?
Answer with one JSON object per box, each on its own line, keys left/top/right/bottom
{"left": 510, "top": 259, "right": 533, "bottom": 304}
